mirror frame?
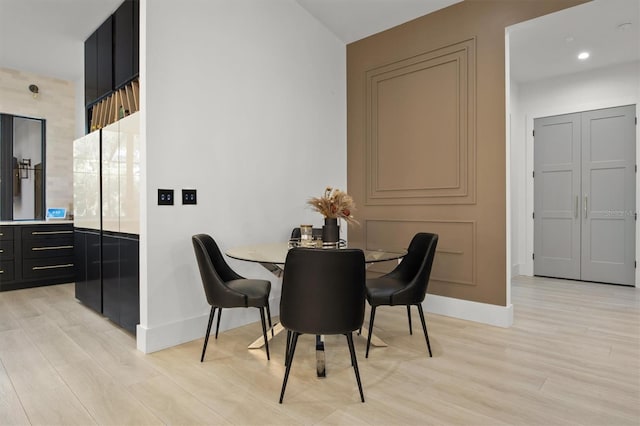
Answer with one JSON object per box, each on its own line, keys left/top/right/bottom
{"left": 0, "top": 113, "right": 46, "bottom": 221}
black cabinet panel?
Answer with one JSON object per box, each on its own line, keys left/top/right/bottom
{"left": 132, "top": 0, "right": 139, "bottom": 77}
{"left": 119, "top": 235, "right": 139, "bottom": 333}
{"left": 77, "top": 229, "right": 139, "bottom": 333}
{"left": 84, "top": 31, "right": 98, "bottom": 105}
{"left": 86, "top": 231, "right": 103, "bottom": 313}
{"left": 0, "top": 260, "right": 15, "bottom": 281}
{"left": 102, "top": 234, "right": 120, "bottom": 324}
{"left": 74, "top": 229, "right": 102, "bottom": 313}
{"left": 0, "top": 240, "right": 14, "bottom": 259}
{"left": 74, "top": 230, "right": 87, "bottom": 302}
{"left": 101, "top": 233, "right": 139, "bottom": 333}
{"left": 114, "top": 0, "right": 135, "bottom": 88}
{"left": 22, "top": 257, "right": 74, "bottom": 280}
{"left": 96, "top": 16, "right": 114, "bottom": 101}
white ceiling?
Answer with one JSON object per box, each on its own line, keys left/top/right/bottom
{"left": 0, "top": 0, "right": 123, "bottom": 81}
{"left": 0, "top": 0, "right": 637, "bottom": 83}
{"left": 509, "top": 0, "right": 640, "bottom": 83}
{"left": 295, "top": 0, "right": 461, "bottom": 44}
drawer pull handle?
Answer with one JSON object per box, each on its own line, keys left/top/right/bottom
{"left": 0, "top": 270, "right": 4, "bottom": 274}
{"left": 0, "top": 249, "right": 3, "bottom": 253}
{"left": 32, "top": 245, "right": 73, "bottom": 251}
{"left": 32, "top": 263, "right": 74, "bottom": 271}
{"left": 31, "top": 230, "right": 73, "bottom": 235}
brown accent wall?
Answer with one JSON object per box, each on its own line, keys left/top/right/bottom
{"left": 347, "top": 0, "right": 587, "bottom": 306}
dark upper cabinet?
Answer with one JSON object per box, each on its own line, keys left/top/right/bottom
{"left": 132, "top": 0, "right": 139, "bottom": 77}
{"left": 114, "top": 0, "right": 139, "bottom": 88}
{"left": 96, "top": 16, "right": 114, "bottom": 101}
{"left": 85, "top": 16, "right": 113, "bottom": 106}
{"left": 85, "top": 0, "right": 139, "bottom": 107}
{"left": 84, "top": 32, "right": 98, "bottom": 105}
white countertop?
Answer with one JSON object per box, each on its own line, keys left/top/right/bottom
{"left": 0, "top": 220, "right": 74, "bottom": 226}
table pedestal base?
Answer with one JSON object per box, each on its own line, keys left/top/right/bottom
{"left": 248, "top": 323, "right": 386, "bottom": 377}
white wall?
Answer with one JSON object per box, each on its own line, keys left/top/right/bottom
{"left": 138, "top": 0, "right": 347, "bottom": 352}
{"left": 510, "top": 60, "right": 640, "bottom": 285}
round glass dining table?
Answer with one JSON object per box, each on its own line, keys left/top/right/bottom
{"left": 226, "top": 241, "right": 406, "bottom": 269}
{"left": 225, "top": 241, "right": 406, "bottom": 377}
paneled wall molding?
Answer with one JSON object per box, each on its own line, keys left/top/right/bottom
{"left": 365, "top": 38, "right": 476, "bottom": 205}
{"left": 364, "top": 218, "right": 477, "bottom": 287}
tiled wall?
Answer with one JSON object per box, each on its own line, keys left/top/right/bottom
{"left": 0, "top": 67, "right": 75, "bottom": 214}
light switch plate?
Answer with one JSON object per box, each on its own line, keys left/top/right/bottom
{"left": 182, "top": 189, "right": 197, "bottom": 205}
{"left": 158, "top": 189, "right": 174, "bottom": 205}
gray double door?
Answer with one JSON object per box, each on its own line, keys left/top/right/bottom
{"left": 534, "top": 105, "right": 636, "bottom": 286}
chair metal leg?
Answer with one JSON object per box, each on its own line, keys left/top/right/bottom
{"left": 407, "top": 305, "right": 413, "bottom": 335}
{"left": 416, "top": 304, "right": 432, "bottom": 357}
{"left": 259, "top": 307, "right": 270, "bottom": 360}
{"left": 266, "top": 302, "right": 274, "bottom": 337}
{"left": 201, "top": 306, "right": 216, "bottom": 362}
{"left": 346, "top": 332, "right": 365, "bottom": 402}
{"left": 284, "top": 330, "right": 292, "bottom": 366}
{"left": 279, "top": 332, "right": 299, "bottom": 403}
{"left": 215, "top": 307, "right": 222, "bottom": 339}
{"left": 365, "top": 306, "right": 377, "bottom": 358}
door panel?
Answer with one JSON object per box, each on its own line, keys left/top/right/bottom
{"left": 534, "top": 105, "right": 636, "bottom": 286}
{"left": 534, "top": 113, "right": 581, "bottom": 279}
{"left": 581, "top": 105, "right": 635, "bottom": 285}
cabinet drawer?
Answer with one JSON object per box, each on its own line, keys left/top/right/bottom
{"left": 23, "top": 237, "right": 74, "bottom": 259}
{"left": 21, "top": 225, "right": 74, "bottom": 241}
{"left": 23, "top": 257, "right": 75, "bottom": 280}
{"left": 0, "top": 240, "right": 14, "bottom": 260}
{"left": 0, "top": 260, "right": 15, "bottom": 281}
{"left": 0, "top": 227, "right": 14, "bottom": 241}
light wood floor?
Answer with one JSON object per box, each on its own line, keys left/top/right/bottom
{"left": 0, "top": 276, "right": 638, "bottom": 425}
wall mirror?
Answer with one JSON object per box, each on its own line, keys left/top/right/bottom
{"left": 0, "top": 113, "right": 46, "bottom": 221}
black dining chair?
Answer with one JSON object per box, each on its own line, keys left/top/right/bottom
{"left": 365, "top": 232, "right": 438, "bottom": 358}
{"left": 192, "top": 234, "right": 272, "bottom": 362}
{"left": 279, "top": 248, "right": 366, "bottom": 403}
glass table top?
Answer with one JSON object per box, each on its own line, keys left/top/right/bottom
{"left": 225, "top": 242, "right": 406, "bottom": 265}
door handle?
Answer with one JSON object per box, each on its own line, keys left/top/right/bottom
{"left": 584, "top": 195, "right": 588, "bottom": 218}
{"left": 575, "top": 196, "right": 579, "bottom": 219}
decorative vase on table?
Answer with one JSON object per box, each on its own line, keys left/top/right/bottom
{"left": 307, "top": 187, "right": 358, "bottom": 248}
{"left": 322, "top": 217, "right": 340, "bottom": 245}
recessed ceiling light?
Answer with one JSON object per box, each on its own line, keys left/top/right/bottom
{"left": 578, "top": 52, "right": 590, "bottom": 60}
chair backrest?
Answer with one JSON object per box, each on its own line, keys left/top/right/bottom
{"left": 192, "top": 234, "right": 243, "bottom": 306}
{"left": 280, "top": 248, "right": 365, "bottom": 335}
{"left": 388, "top": 233, "right": 438, "bottom": 304}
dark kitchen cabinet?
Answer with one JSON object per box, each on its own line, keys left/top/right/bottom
{"left": 74, "top": 113, "right": 140, "bottom": 333}
{"left": 85, "top": 17, "right": 113, "bottom": 106}
{"left": 102, "top": 232, "right": 139, "bottom": 333}
{"left": 0, "top": 223, "right": 75, "bottom": 292}
{"left": 84, "top": 32, "right": 98, "bottom": 105}
{"left": 74, "top": 228, "right": 102, "bottom": 314}
{"left": 84, "top": 0, "right": 139, "bottom": 133}
{"left": 96, "top": 16, "right": 114, "bottom": 101}
{"left": 114, "top": 0, "right": 139, "bottom": 89}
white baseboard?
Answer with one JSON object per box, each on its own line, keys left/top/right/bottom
{"left": 425, "top": 294, "right": 513, "bottom": 328}
{"left": 136, "top": 305, "right": 281, "bottom": 354}
{"left": 137, "top": 313, "right": 209, "bottom": 354}
{"left": 511, "top": 263, "right": 523, "bottom": 277}
{"left": 137, "top": 295, "right": 513, "bottom": 353}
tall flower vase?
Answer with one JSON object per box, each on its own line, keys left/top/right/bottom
{"left": 322, "top": 218, "right": 340, "bottom": 246}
